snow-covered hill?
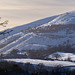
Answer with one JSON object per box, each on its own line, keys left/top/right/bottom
{"left": 0, "top": 15, "right": 57, "bottom": 40}
{"left": 0, "top": 11, "right": 75, "bottom": 58}
{"left": 2, "top": 59, "right": 75, "bottom": 67}
{"left": 48, "top": 52, "right": 75, "bottom": 61}
{"left": 49, "top": 11, "right": 75, "bottom": 25}
{"left": 40, "top": 11, "right": 75, "bottom": 27}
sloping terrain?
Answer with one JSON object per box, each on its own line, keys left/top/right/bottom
{"left": 40, "top": 11, "right": 75, "bottom": 27}
{"left": 48, "top": 52, "right": 75, "bottom": 61}
{"left": 49, "top": 11, "right": 75, "bottom": 25}
{"left": 2, "top": 59, "right": 75, "bottom": 67}
{"left": 0, "top": 11, "right": 75, "bottom": 58}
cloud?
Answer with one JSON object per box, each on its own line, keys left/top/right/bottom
{"left": 0, "top": 0, "right": 75, "bottom": 10}
{"left": 0, "top": 0, "right": 75, "bottom": 31}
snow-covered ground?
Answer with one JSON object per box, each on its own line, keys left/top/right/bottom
{"left": 0, "top": 15, "right": 57, "bottom": 40}
{"left": 48, "top": 52, "right": 75, "bottom": 61}
{"left": 0, "top": 28, "right": 75, "bottom": 54}
{"left": 1, "top": 59, "right": 75, "bottom": 67}
{"left": 49, "top": 11, "right": 75, "bottom": 25}
{"left": 0, "top": 11, "right": 75, "bottom": 56}
{"left": 0, "top": 11, "right": 75, "bottom": 72}
{"left": 40, "top": 11, "right": 75, "bottom": 27}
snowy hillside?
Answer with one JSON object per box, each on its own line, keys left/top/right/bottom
{"left": 0, "top": 11, "right": 75, "bottom": 58}
{"left": 0, "top": 15, "right": 57, "bottom": 40}
{"left": 48, "top": 52, "right": 75, "bottom": 61}
{"left": 2, "top": 59, "right": 75, "bottom": 67}
{"left": 49, "top": 11, "right": 75, "bottom": 25}
{"left": 40, "top": 11, "right": 75, "bottom": 27}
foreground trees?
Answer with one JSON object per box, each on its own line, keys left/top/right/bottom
{"left": 0, "top": 61, "right": 75, "bottom": 75}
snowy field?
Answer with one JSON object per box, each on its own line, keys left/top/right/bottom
{"left": 0, "top": 59, "right": 75, "bottom": 67}
{"left": 48, "top": 52, "right": 75, "bottom": 61}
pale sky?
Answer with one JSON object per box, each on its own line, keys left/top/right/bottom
{"left": 0, "top": 0, "right": 75, "bottom": 31}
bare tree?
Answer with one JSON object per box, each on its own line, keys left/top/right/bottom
{"left": 53, "top": 53, "right": 61, "bottom": 60}
{"left": 0, "top": 17, "right": 8, "bottom": 27}
{"left": 10, "top": 49, "right": 19, "bottom": 56}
